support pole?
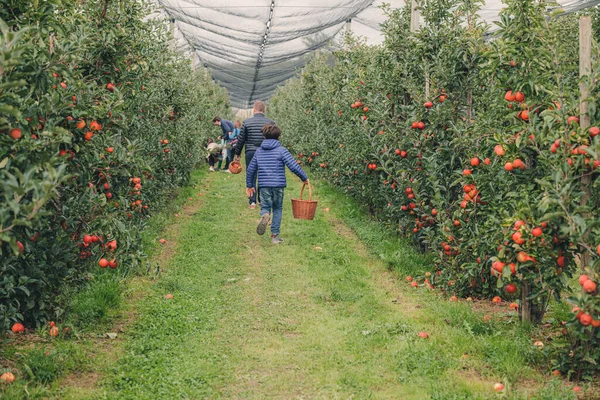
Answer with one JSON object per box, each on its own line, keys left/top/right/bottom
{"left": 410, "top": 1, "right": 427, "bottom": 98}
{"left": 169, "top": 18, "right": 176, "bottom": 51}
{"left": 410, "top": 0, "right": 419, "bottom": 33}
{"left": 580, "top": 17, "right": 591, "bottom": 129}
{"left": 579, "top": 16, "right": 593, "bottom": 271}
{"left": 344, "top": 19, "right": 352, "bottom": 50}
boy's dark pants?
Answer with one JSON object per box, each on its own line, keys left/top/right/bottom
{"left": 259, "top": 187, "right": 284, "bottom": 235}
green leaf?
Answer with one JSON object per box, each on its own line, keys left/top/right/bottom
{"left": 18, "top": 286, "right": 30, "bottom": 297}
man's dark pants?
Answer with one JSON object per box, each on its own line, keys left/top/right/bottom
{"left": 246, "top": 150, "right": 258, "bottom": 205}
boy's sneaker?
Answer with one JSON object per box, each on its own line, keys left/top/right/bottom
{"left": 271, "top": 234, "right": 284, "bottom": 244}
{"left": 249, "top": 203, "right": 256, "bottom": 209}
{"left": 257, "top": 213, "right": 270, "bottom": 235}
{"left": 209, "top": 167, "right": 215, "bottom": 172}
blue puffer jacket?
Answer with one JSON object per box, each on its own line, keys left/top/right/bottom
{"left": 246, "top": 139, "right": 308, "bottom": 188}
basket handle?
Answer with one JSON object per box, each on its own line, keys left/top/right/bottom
{"left": 299, "top": 181, "right": 312, "bottom": 201}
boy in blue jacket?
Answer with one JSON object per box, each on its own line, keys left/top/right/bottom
{"left": 246, "top": 124, "right": 309, "bottom": 244}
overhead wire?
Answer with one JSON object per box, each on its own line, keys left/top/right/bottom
{"left": 248, "top": 0, "right": 276, "bottom": 107}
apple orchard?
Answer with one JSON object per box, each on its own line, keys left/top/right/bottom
{"left": 5, "top": 0, "right": 600, "bottom": 387}
{"left": 270, "top": 0, "right": 600, "bottom": 379}
{"left": 0, "top": 2, "right": 227, "bottom": 336}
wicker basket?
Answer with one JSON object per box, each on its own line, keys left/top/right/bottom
{"left": 291, "top": 182, "right": 318, "bottom": 220}
{"left": 229, "top": 160, "right": 243, "bottom": 174}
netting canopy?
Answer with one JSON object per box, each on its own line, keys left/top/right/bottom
{"left": 154, "top": 0, "right": 598, "bottom": 109}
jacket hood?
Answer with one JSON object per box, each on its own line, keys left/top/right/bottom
{"left": 261, "top": 139, "right": 281, "bottom": 150}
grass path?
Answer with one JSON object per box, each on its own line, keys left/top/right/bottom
{"left": 59, "top": 170, "right": 576, "bottom": 400}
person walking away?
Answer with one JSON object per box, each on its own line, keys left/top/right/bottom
{"left": 232, "top": 101, "right": 274, "bottom": 209}
{"left": 246, "top": 124, "right": 309, "bottom": 244}
{"left": 213, "top": 117, "right": 234, "bottom": 171}
{"left": 206, "top": 138, "right": 221, "bottom": 172}
{"left": 228, "top": 120, "right": 242, "bottom": 166}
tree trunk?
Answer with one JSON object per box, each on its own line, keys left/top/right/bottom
{"left": 521, "top": 281, "right": 531, "bottom": 324}
{"left": 99, "top": 0, "right": 110, "bottom": 25}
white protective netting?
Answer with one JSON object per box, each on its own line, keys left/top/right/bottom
{"left": 152, "top": 0, "right": 600, "bottom": 109}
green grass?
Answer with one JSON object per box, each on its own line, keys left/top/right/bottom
{"left": 67, "top": 272, "right": 122, "bottom": 329}
{"left": 1, "top": 167, "right": 582, "bottom": 399}
{"left": 0, "top": 169, "right": 210, "bottom": 399}
{"left": 46, "top": 171, "right": 579, "bottom": 399}
{"left": 21, "top": 347, "right": 73, "bottom": 385}
{"left": 316, "top": 183, "right": 434, "bottom": 279}
{"left": 1, "top": 342, "right": 89, "bottom": 399}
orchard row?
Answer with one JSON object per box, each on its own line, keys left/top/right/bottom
{"left": 0, "top": 1, "right": 229, "bottom": 332}
{"left": 270, "top": 0, "right": 600, "bottom": 379}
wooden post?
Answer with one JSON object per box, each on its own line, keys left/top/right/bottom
{"left": 410, "top": 0, "right": 419, "bottom": 33}
{"left": 580, "top": 16, "right": 593, "bottom": 271}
